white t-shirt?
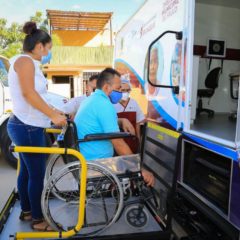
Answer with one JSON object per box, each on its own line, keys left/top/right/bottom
{"left": 8, "top": 54, "right": 51, "bottom": 128}
{"left": 62, "top": 95, "right": 87, "bottom": 114}
{"left": 114, "top": 98, "right": 145, "bottom": 123}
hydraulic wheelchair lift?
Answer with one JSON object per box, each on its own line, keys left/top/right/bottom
{"left": 0, "top": 121, "right": 181, "bottom": 240}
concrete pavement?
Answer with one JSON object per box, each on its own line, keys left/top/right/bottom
{"left": 0, "top": 153, "right": 17, "bottom": 210}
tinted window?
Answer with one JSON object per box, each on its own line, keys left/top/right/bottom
{"left": 183, "top": 140, "right": 231, "bottom": 215}
{"left": 0, "top": 59, "right": 8, "bottom": 87}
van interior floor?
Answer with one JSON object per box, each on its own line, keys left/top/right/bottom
{"left": 0, "top": 198, "right": 162, "bottom": 240}
{"left": 191, "top": 113, "right": 236, "bottom": 142}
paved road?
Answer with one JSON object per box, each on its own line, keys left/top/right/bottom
{"left": 0, "top": 153, "right": 17, "bottom": 210}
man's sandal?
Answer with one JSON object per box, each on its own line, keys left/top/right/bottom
{"left": 19, "top": 211, "right": 32, "bottom": 221}
{"left": 31, "top": 219, "right": 53, "bottom": 232}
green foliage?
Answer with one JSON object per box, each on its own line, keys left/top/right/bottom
{"left": 30, "top": 11, "right": 44, "bottom": 25}
{"left": 0, "top": 19, "right": 8, "bottom": 48}
{"left": 0, "top": 20, "right": 24, "bottom": 49}
{"left": 0, "top": 42, "right": 23, "bottom": 58}
{"left": 30, "top": 11, "right": 49, "bottom": 32}
{"left": 0, "top": 19, "right": 24, "bottom": 58}
{"left": 0, "top": 11, "right": 60, "bottom": 58}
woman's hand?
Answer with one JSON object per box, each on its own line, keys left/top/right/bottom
{"left": 69, "top": 113, "right": 75, "bottom": 121}
{"left": 50, "top": 110, "right": 67, "bottom": 127}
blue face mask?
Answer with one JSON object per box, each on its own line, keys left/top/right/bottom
{"left": 109, "top": 90, "right": 122, "bottom": 104}
{"left": 41, "top": 51, "right": 52, "bottom": 64}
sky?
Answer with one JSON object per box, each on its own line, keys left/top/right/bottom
{"left": 0, "top": 0, "right": 145, "bottom": 32}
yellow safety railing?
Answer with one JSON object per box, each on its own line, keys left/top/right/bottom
{"left": 45, "top": 128, "right": 62, "bottom": 134}
{"left": 11, "top": 146, "right": 87, "bottom": 240}
{"left": 17, "top": 128, "right": 62, "bottom": 176}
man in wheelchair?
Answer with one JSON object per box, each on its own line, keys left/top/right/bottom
{"left": 42, "top": 67, "right": 156, "bottom": 237}
{"left": 44, "top": 119, "right": 157, "bottom": 236}
{"left": 73, "top": 67, "right": 154, "bottom": 187}
{"left": 74, "top": 68, "right": 132, "bottom": 160}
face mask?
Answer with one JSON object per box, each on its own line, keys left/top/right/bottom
{"left": 41, "top": 51, "right": 52, "bottom": 65}
{"left": 121, "top": 92, "right": 130, "bottom": 101}
{"left": 109, "top": 90, "right": 122, "bottom": 104}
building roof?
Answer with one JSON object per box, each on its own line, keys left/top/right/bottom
{"left": 47, "top": 10, "right": 112, "bottom": 32}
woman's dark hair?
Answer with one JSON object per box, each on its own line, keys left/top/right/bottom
{"left": 23, "top": 22, "right": 51, "bottom": 52}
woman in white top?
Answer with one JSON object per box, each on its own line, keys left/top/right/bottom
{"left": 7, "top": 22, "right": 66, "bottom": 231}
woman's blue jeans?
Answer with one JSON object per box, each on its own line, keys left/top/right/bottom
{"left": 7, "top": 115, "right": 47, "bottom": 219}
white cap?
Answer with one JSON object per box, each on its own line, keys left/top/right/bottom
{"left": 120, "top": 76, "right": 132, "bottom": 89}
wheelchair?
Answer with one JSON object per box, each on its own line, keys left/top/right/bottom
{"left": 42, "top": 121, "right": 158, "bottom": 237}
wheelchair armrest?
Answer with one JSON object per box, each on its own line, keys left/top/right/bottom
{"left": 79, "top": 132, "right": 135, "bottom": 142}
{"left": 45, "top": 128, "right": 62, "bottom": 134}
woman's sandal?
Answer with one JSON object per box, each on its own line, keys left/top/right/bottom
{"left": 31, "top": 219, "right": 53, "bottom": 232}
{"left": 19, "top": 211, "right": 32, "bottom": 221}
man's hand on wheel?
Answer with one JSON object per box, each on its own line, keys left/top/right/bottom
{"left": 141, "top": 168, "right": 155, "bottom": 187}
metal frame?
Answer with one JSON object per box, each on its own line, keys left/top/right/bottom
{"left": 1, "top": 121, "right": 180, "bottom": 239}
{"left": 141, "top": 122, "right": 182, "bottom": 231}
{"left": 147, "top": 30, "right": 183, "bottom": 94}
{"left": 9, "top": 146, "right": 87, "bottom": 240}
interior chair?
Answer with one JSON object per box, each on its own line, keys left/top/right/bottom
{"left": 197, "top": 67, "right": 222, "bottom": 117}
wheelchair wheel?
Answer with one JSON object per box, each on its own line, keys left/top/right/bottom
{"left": 42, "top": 161, "right": 124, "bottom": 236}
{"left": 45, "top": 154, "right": 76, "bottom": 203}
{"left": 45, "top": 153, "right": 78, "bottom": 181}
{"left": 45, "top": 154, "right": 64, "bottom": 181}
{"left": 125, "top": 205, "right": 149, "bottom": 229}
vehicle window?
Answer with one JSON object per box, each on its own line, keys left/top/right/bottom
{"left": 0, "top": 59, "right": 8, "bottom": 87}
